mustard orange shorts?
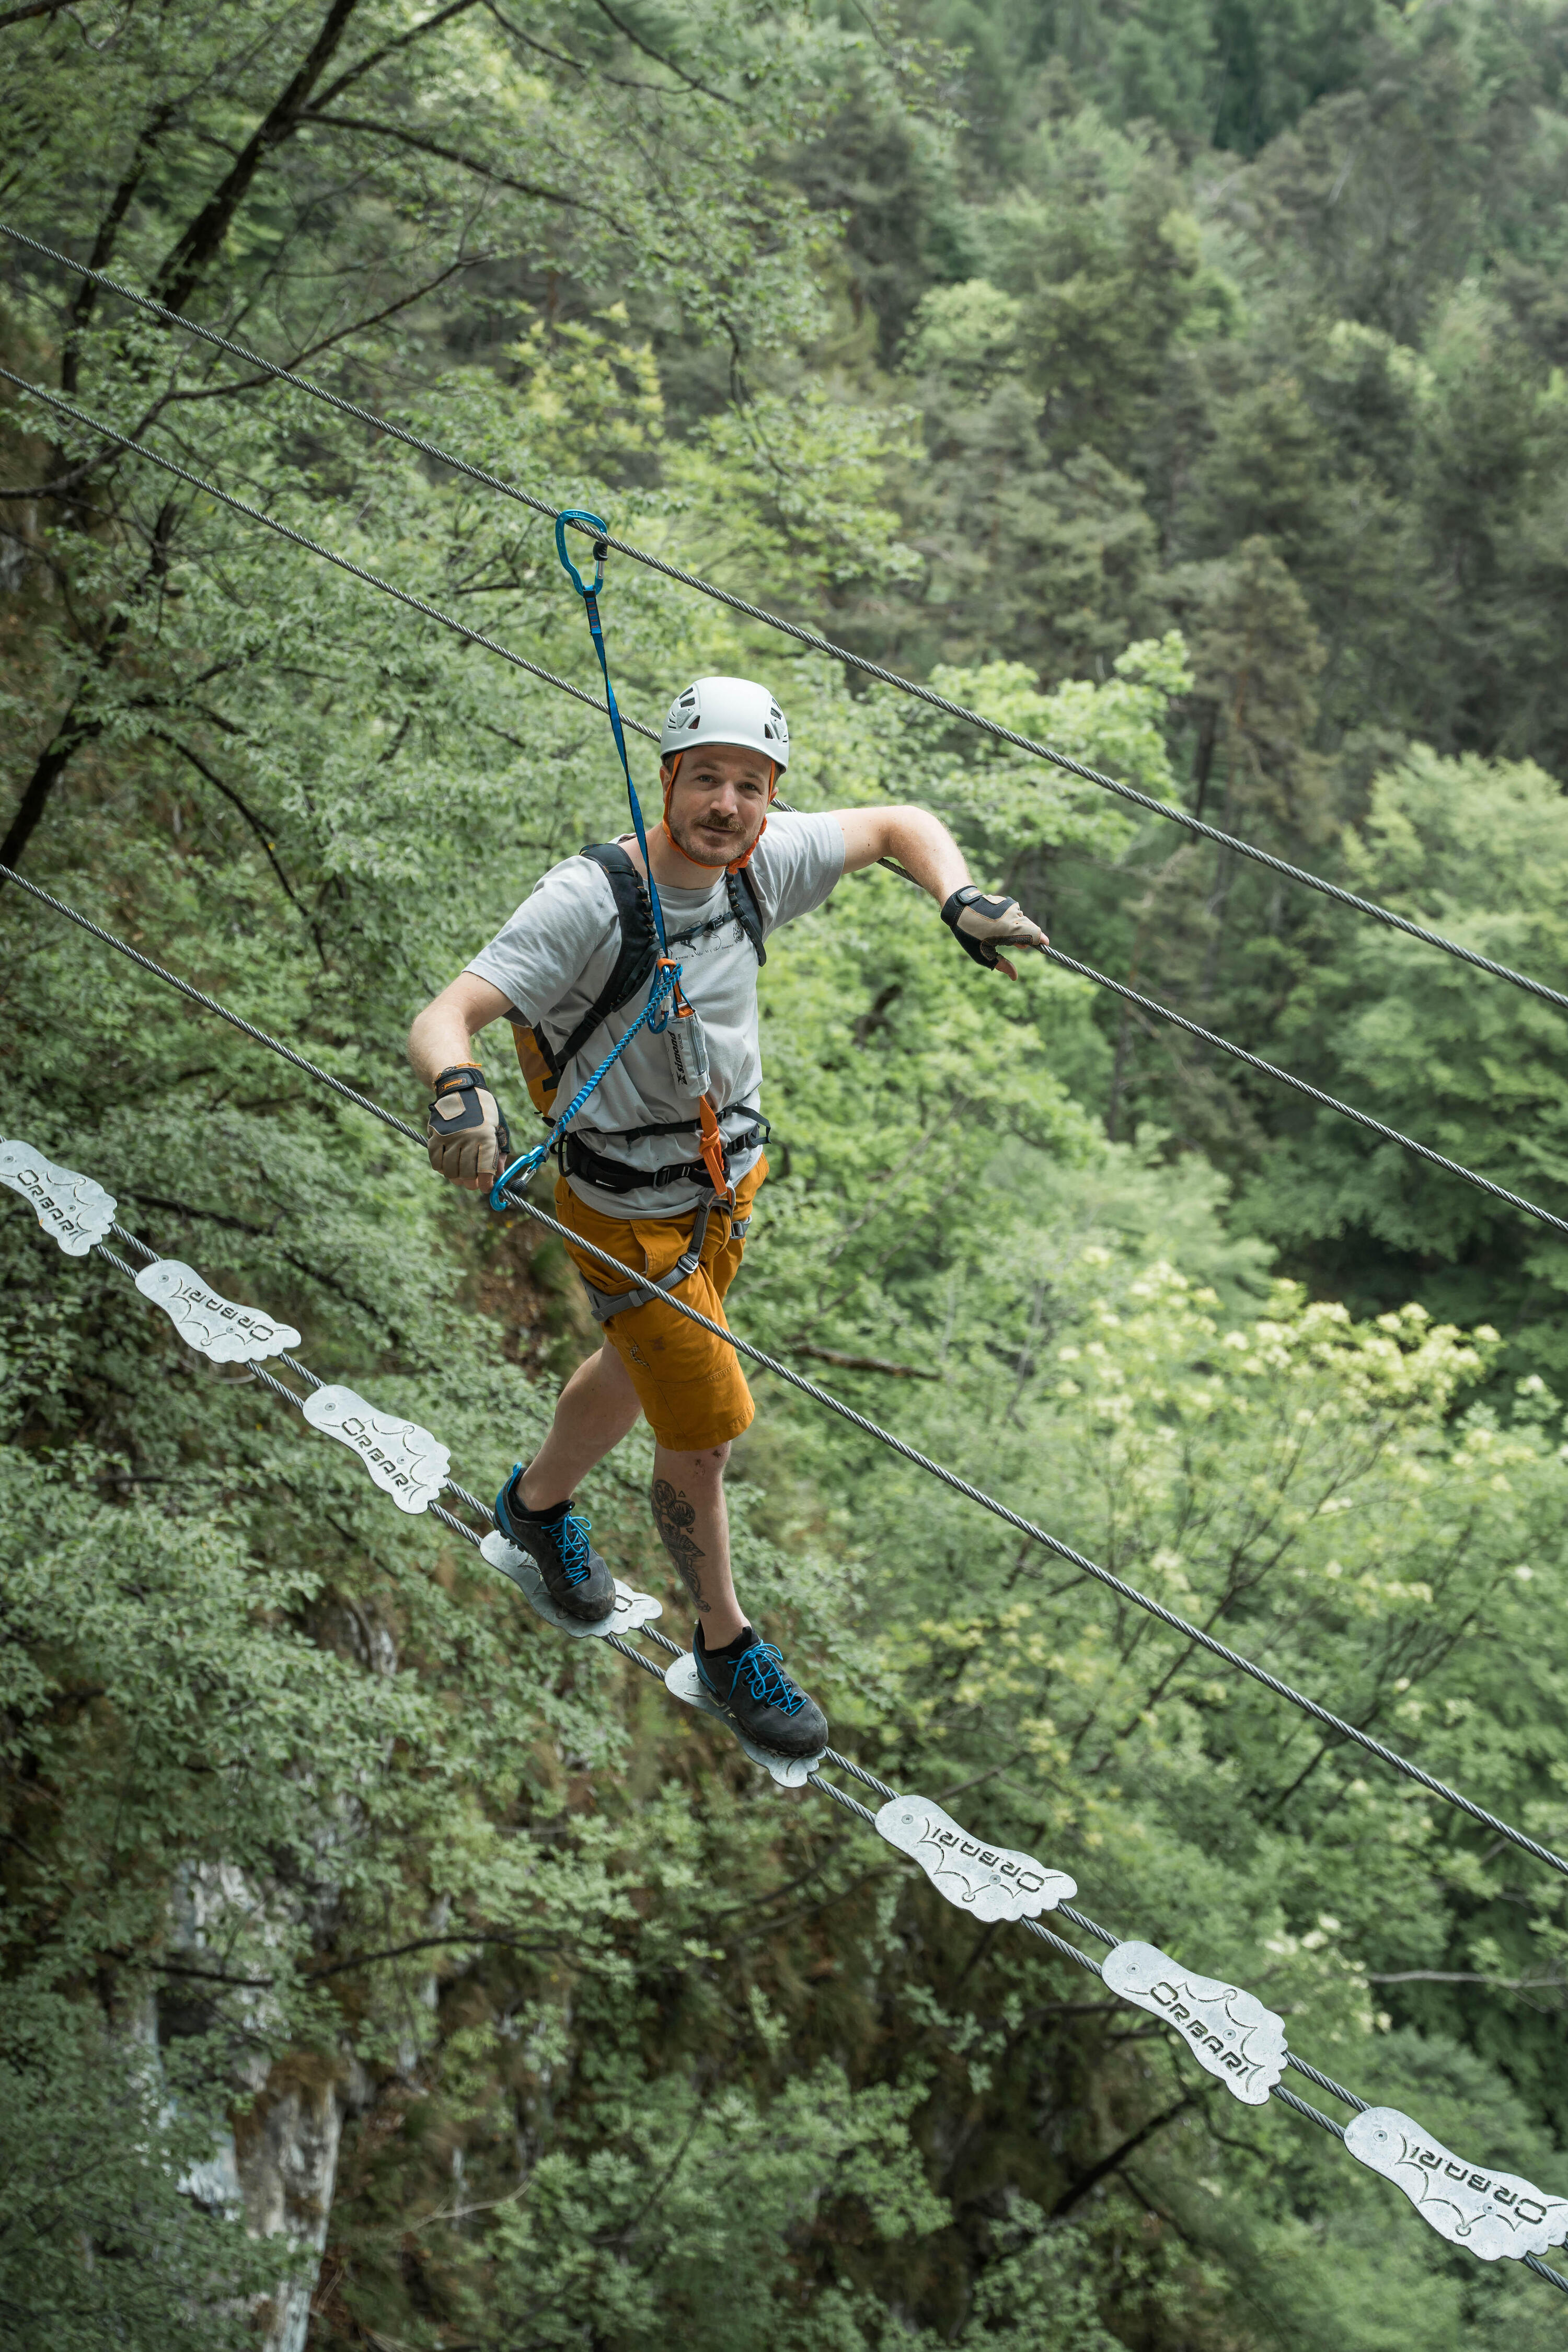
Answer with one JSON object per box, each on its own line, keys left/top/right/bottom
{"left": 552, "top": 1158, "right": 766, "bottom": 1453}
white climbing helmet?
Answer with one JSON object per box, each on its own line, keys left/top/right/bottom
{"left": 659, "top": 675, "right": 790, "bottom": 772}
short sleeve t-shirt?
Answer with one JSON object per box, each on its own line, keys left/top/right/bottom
{"left": 466, "top": 810, "right": 845, "bottom": 1217}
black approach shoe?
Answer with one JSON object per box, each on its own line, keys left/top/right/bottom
{"left": 495, "top": 1468, "right": 615, "bottom": 1624}
{"left": 695, "top": 1622, "right": 828, "bottom": 1760}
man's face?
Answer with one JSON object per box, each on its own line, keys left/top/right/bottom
{"left": 662, "top": 743, "right": 773, "bottom": 867}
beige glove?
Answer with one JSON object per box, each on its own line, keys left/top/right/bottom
{"left": 941, "top": 886, "right": 1048, "bottom": 980}
{"left": 426, "top": 1064, "right": 512, "bottom": 1190}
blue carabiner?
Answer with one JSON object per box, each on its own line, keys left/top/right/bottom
{"left": 555, "top": 508, "right": 608, "bottom": 599}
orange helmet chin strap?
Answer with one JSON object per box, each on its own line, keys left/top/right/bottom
{"left": 660, "top": 751, "right": 777, "bottom": 874}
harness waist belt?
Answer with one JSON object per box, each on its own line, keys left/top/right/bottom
{"left": 559, "top": 1120, "right": 768, "bottom": 1197}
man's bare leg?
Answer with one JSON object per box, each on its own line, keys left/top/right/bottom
{"left": 651, "top": 1442, "right": 746, "bottom": 1648}
{"left": 520, "top": 1342, "right": 642, "bottom": 1507}
{"left": 517, "top": 1350, "right": 748, "bottom": 1647}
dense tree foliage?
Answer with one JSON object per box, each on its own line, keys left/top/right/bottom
{"left": 5, "top": 3, "right": 1568, "bottom": 2347}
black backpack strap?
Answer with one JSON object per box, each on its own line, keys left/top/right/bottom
{"left": 726, "top": 864, "right": 766, "bottom": 967}
{"left": 544, "top": 841, "right": 661, "bottom": 1077}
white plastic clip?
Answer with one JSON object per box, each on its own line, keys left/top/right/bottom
{"left": 1344, "top": 2107, "right": 1568, "bottom": 2261}
{"left": 133, "top": 1258, "right": 301, "bottom": 1363}
{"left": 663, "top": 1650, "right": 824, "bottom": 1787}
{"left": 874, "top": 1797, "right": 1076, "bottom": 1921}
{"left": 1100, "top": 1942, "right": 1287, "bottom": 2105}
{"left": 300, "top": 1385, "right": 449, "bottom": 1513}
{"left": 480, "top": 1530, "right": 663, "bottom": 1640}
{"left": 0, "top": 1139, "right": 115, "bottom": 1255}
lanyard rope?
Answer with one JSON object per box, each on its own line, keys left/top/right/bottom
{"left": 554, "top": 507, "right": 669, "bottom": 956}
{"left": 487, "top": 958, "right": 679, "bottom": 1206}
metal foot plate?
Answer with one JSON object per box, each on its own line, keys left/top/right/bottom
{"left": 1344, "top": 2106, "right": 1568, "bottom": 2261}
{"left": 1101, "top": 1941, "right": 1287, "bottom": 2105}
{"left": 301, "top": 1383, "right": 451, "bottom": 1513}
{"left": 0, "top": 1139, "right": 116, "bottom": 1255}
{"left": 874, "top": 1797, "right": 1076, "bottom": 1920}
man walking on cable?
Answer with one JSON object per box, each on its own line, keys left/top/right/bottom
{"left": 409, "top": 676, "right": 1047, "bottom": 1757}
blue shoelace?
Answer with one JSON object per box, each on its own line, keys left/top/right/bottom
{"left": 557, "top": 1513, "right": 593, "bottom": 1588}
{"left": 735, "top": 1640, "right": 805, "bottom": 1716}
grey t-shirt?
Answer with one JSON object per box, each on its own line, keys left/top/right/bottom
{"left": 467, "top": 810, "right": 845, "bottom": 1217}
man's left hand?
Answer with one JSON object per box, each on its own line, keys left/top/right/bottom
{"left": 941, "top": 886, "right": 1048, "bottom": 981}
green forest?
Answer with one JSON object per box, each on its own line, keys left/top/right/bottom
{"left": 7, "top": 0, "right": 1568, "bottom": 2343}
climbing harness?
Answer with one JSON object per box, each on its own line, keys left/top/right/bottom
{"left": 8, "top": 1135, "right": 1568, "bottom": 2294}
{"left": 8, "top": 364, "right": 1568, "bottom": 1245}
{"left": 507, "top": 844, "right": 762, "bottom": 1120}
{"left": 572, "top": 1191, "right": 752, "bottom": 1326}
{"left": 557, "top": 1117, "right": 768, "bottom": 1201}
{"left": 11, "top": 220, "right": 1568, "bottom": 1025}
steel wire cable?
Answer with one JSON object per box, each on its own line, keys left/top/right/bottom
{"left": 7, "top": 863, "right": 1567, "bottom": 1886}
{"left": 1037, "top": 944, "right": 1568, "bottom": 1239}
{"left": 6, "top": 367, "right": 1568, "bottom": 1252}
{"left": 63, "top": 1226, "right": 1568, "bottom": 2292}
{"left": 12, "top": 242, "right": 1568, "bottom": 2311}
{"left": 9, "top": 222, "right": 1568, "bottom": 1024}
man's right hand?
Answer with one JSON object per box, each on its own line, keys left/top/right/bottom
{"left": 426, "top": 1065, "right": 512, "bottom": 1190}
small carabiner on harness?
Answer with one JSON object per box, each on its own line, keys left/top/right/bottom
{"left": 555, "top": 508, "right": 608, "bottom": 602}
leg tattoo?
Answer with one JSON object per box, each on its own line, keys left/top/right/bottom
{"left": 652, "top": 1477, "right": 707, "bottom": 1610}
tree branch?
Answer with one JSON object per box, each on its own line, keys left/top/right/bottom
{"left": 787, "top": 1342, "right": 938, "bottom": 1380}
{"left": 152, "top": 0, "right": 367, "bottom": 315}
{"left": 0, "top": 498, "right": 179, "bottom": 871}
{"left": 483, "top": 1, "right": 693, "bottom": 93}
{"left": 587, "top": 0, "right": 733, "bottom": 103}
{"left": 1052, "top": 2096, "right": 1196, "bottom": 2218}
{"left": 62, "top": 103, "right": 179, "bottom": 395}
{"left": 143, "top": 728, "right": 321, "bottom": 949}
{"left": 0, "top": 1, "right": 72, "bottom": 28}
{"left": 310, "top": 0, "right": 482, "bottom": 112}
{"left": 149, "top": 1930, "right": 566, "bottom": 1989}
{"left": 1367, "top": 1969, "right": 1566, "bottom": 1990}
{"left": 300, "top": 110, "right": 633, "bottom": 233}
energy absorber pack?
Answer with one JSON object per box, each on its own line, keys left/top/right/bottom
{"left": 664, "top": 996, "right": 712, "bottom": 1098}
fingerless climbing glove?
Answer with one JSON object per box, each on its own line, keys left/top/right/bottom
{"left": 941, "top": 885, "right": 1047, "bottom": 971}
{"left": 426, "top": 1064, "right": 511, "bottom": 1189}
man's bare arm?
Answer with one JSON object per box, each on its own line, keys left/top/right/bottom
{"left": 836, "top": 803, "right": 970, "bottom": 898}
{"left": 833, "top": 804, "right": 1047, "bottom": 981}
{"left": 407, "top": 972, "right": 514, "bottom": 1088}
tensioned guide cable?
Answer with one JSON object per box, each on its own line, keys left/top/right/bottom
{"left": 4, "top": 365, "right": 1566, "bottom": 1247}
{"left": 40, "top": 1228, "right": 1504, "bottom": 2143}
{"left": 4, "top": 861, "right": 1566, "bottom": 1887}
{"left": 55, "top": 1209, "right": 1568, "bottom": 2296}
{"left": 7, "top": 221, "right": 1567, "bottom": 1022}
